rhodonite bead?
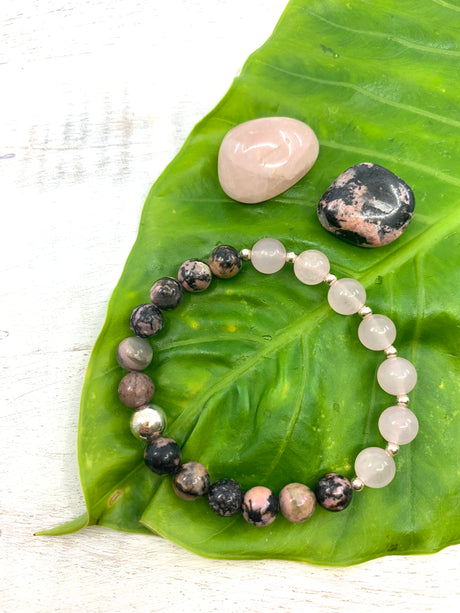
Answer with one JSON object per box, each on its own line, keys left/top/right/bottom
{"left": 355, "top": 447, "right": 396, "bottom": 488}
{"left": 116, "top": 336, "right": 153, "bottom": 371}
{"left": 144, "top": 437, "right": 181, "bottom": 475}
{"left": 130, "top": 404, "right": 166, "bottom": 442}
{"left": 242, "top": 486, "right": 279, "bottom": 526}
{"left": 149, "top": 277, "right": 183, "bottom": 311}
{"left": 178, "top": 259, "right": 212, "bottom": 292}
{"left": 251, "top": 238, "right": 286, "bottom": 274}
{"left": 218, "top": 117, "right": 319, "bottom": 204}
{"left": 378, "top": 405, "right": 419, "bottom": 445}
{"left": 279, "top": 483, "right": 316, "bottom": 523}
{"left": 315, "top": 473, "right": 353, "bottom": 511}
{"left": 118, "top": 372, "right": 155, "bottom": 408}
{"left": 130, "top": 304, "right": 164, "bottom": 338}
{"left": 317, "top": 162, "right": 415, "bottom": 247}
{"left": 358, "top": 314, "right": 396, "bottom": 350}
{"left": 293, "top": 249, "right": 330, "bottom": 285}
{"left": 327, "top": 278, "right": 366, "bottom": 315}
{"left": 208, "top": 245, "right": 242, "bottom": 279}
{"left": 377, "top": 357, "right": 417, "bottom": 395}
{"left": 208, "top": 478, "right": 243, "bottom": 517}
{"left": 173, "top": 462, "right": 210, "bottom": 501}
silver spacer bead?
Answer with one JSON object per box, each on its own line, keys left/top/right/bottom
{"left": 397, "top": 394, "right": 410, "bottom": 405}
{"left": 384, "top": 345, "right": 398, "bottom": 358}
{"left": 351, "top": 476, "right": 364, "bottom": 491}
{"left": 239, "top": 248, "right": 251, "bottom": 261}
{"left": 358, "top": 305, "right": 373, "bottom": 318}
{"left": 385, "top": 442, "right": 400, "bottom": 457}
{"left": 324, "top": 273, "right": 337, "bottom": 286}
{"left": 285, "top": 251, "right": 297, "bottom": 263}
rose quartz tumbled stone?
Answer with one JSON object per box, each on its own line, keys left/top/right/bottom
{"left": 218, "top": 117, "right": 319, "bottom": 204}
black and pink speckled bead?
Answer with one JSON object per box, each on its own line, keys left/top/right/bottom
{"left": 178, "top": 259, "right": 212, "bottom": 292}
{"left": 173, "top": 462, "right": 210, "bottom": 501}
{"left": 242, "top": 486, "right": 279, "bottom": 526}
{"left": 315, "top": 473, "right": 353, "bottom": 512}
{"left": 208, "top": 478, "right": 243, "bottom": 517}
{"left": 150, "top": 277, "right": 183, "bottom": 311}
{"left": 208, "top": 245, "right": 242, "bottom": 279}
{"left": 144, "top": 437, "right": 181, "bottom": 475}
{"left": 129, "top": 304, "right": 164, "bottom": 338}
{"left": 118, "top": 372, "right": 155, "bottom": 408}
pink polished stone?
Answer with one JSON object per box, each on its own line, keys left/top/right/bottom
{"left": 218, "top": 117, "right": 319, "bottom": 204}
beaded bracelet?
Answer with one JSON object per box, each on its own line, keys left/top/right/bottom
{"left": 116, "top": 240, "right": 419, "bottom": 526}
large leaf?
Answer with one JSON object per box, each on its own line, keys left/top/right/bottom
{"left": 48, "top": 0, "right": 460, "bottom": 565}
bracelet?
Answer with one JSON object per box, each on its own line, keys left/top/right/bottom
{"left": 116, "top": 240, "right": 418, "bottom": 527}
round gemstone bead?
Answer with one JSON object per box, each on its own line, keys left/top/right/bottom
{"left": 149, "top": 277, "right": 184, "bottom": 311}
{"left": 118, "top": 372, "right": 155, "bottom": 408}
{"left": 144, "top": 437, "right": 181, "bottom": 475}
{"left": 116, "top": 336, "right": 153, "bottom": 371}
{"left": 279, "top": 483, "right": 316, "bottom": 523}
{"left": 293, "top": 250, "right": 330, "bottom": 285}
{"left": 178, "top": 259, "right": 212, "bottom": 292}
{"left": 354, "top": 447, "right": 396, "bottom": 488}
{"left": 377, "top": 357, "right": 417, "bottom": 395}
{"left": 130, "top": 404, "right": 166, "bottom": 442}
{"left": 129, "top": 304, "right": 164, "bottom": 338}
{"left": 208, "top": 478, "right": 243, "bottom": 517}
{"left": 327, "top": 278, "right": 366, "bottom": 315}
{"left": 315, "top": 473, "right": 353, "bottom": 511}
{"left": 358, "top": 314, "right": 396, "bottom": 351}
{"left": 242, "top": 486, "right": 279, "bottom": 527}
{"left": 173, "top": 462, "right": 210, "bottom": 501}
{"left": 251, "top": 238, "right": 286, "bottom": 274}
{"left": 378, "top": 405, "right": 419, "bottom": 445}
{"left": 208, "top": 245, "right": 242, "bottom": 279}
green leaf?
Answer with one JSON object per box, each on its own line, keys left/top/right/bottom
{"left": 69, "top": 0, "right": 459, "bottom": 564}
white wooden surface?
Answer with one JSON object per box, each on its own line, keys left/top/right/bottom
{"left": 1, "top": 1, "right": 459, "bottom": 611}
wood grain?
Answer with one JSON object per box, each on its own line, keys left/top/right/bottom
{"left": 1, "top": 1, "right": 459, "bottom": 611}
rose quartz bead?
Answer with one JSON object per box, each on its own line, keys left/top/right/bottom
{"left": 377, "top": 357, "right": 417, "bottom": 395}
{"left": 378, "top": 405, "right": 419, "bottom": 444}
{"left": 354, "top": 447, "right": 396, "bottom": 488}
{"left": 251, "top": 238, "right": 286, "bottom": 274}
{"left": 279, "top": 483, "right": 316, "bottom": 523}
{"left": 358, "top": 314, "right": 396, "bottom": 350}
{"left": 328, "top": 278, "right": 366, "bottom": 315}
{"left": 293, "top": 250, "right": 330, "bottom": 285}
{"left": 242, "top": 486, "right": 279, "bottom": 526}
{"left": 218, "top": 117, "right": 319, "bottom": 204}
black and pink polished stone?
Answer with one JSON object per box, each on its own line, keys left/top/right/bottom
{"left": 118, "top": 372, "right": 155, "bottom": 408}
{"left": 242, "top": 486, "right": 279, "bottom": 526}
{"left": 130, "top": 304, "right": 164, "bottom": 338}
{"left": 208, "top": 245, "right": 242, "bottom": 279}
{"left": 178, "top": 259, "right": 212, "bottom": 292}
{"left": 315, "top": 473, "right": 353, "bottom": 512}
{"left": 144, "top": 437, "right": 181, "bottom": 475}
{"left": 317, "top": 163, "right": 415, "bottom": 248}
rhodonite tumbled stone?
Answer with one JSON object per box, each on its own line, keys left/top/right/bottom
{"left": 118, "top": 372, "right": 155, "bottom": 408}
{"left": 208, "top": 245, "right": 242, "bottom": 279}
{"left": 150, "top": 277, "right": 183, "bottom": 311}
{"left": 279, "top": 482, "right": 316, "bottom": 523}
{"left": 173, "top": 462, "right": 210, "bottom": 501}
{"left": 218, "top": 117, "right": 319, "bottom": 204}
{"left": 178, "top": 259, "right": 212, "bottom": 292}
{"left": 317, "top": 163, "right": 415, "bottom": 247}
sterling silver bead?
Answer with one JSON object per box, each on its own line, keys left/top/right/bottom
{"left": 358, "top": 305, "right": 373, "bottom": 318}
{"left": 385, "top": 442, "right": 400, "bottom": 456}
{"left": 285, "top": 251, "right": 297, "bottom": 263}
{"left": 351, "top": 476, "right": 364, "bottom": 491}
{"left": 397, "top": 394, "right": 410, "bottom": 405}
{"left": 384, "top": 345, "right": 398, "bottom": 358}
{"left": 130, "top": 404, "right": 166, "bottom": 442}
{"left": 323, "top": 273, "right": 337, "bottom": 286}
{"left": 239, "top": 248, "right": 251, "bottom": 260}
